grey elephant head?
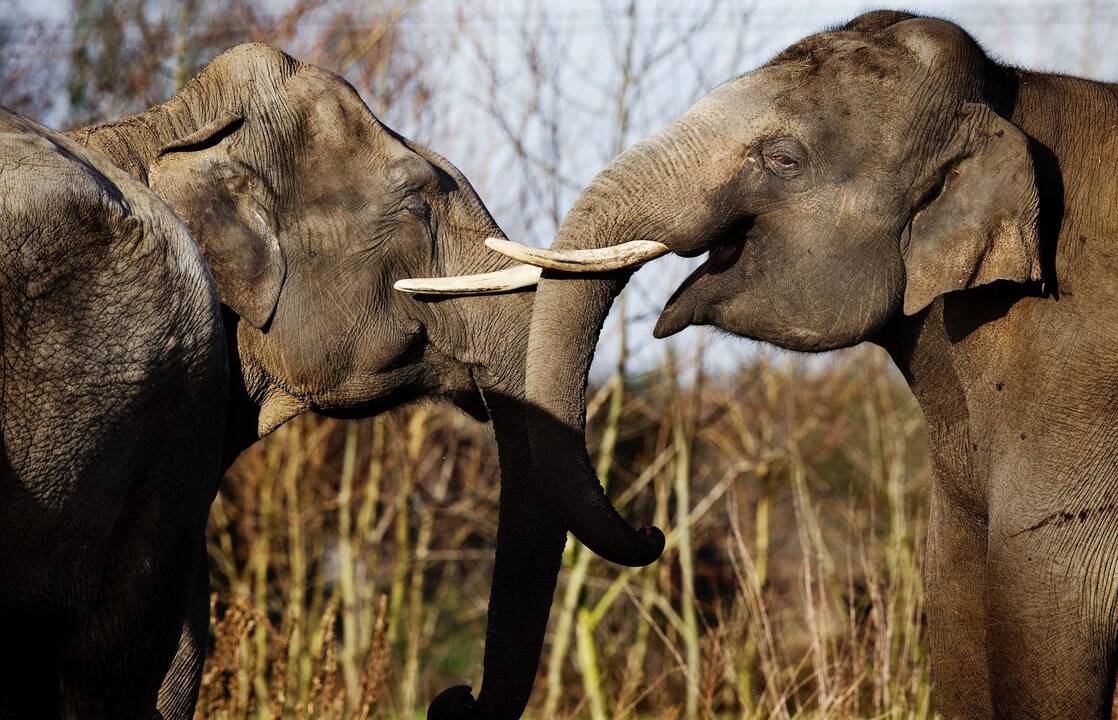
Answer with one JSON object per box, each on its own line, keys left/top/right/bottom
{"left": 69, "top": 43, "right": 555, "bottom": 720}
{"left": 74, "top": 43, "right": 540, "bottom": 440}
{"left": 488, "top": 11, "right": 1043, "bottom": 566}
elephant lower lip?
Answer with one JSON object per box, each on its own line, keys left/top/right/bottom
{"left": 654, "top": 239, "right": 742, "bottom": 338}
{"left": 654, "top": 302, "right": 692, "bottom": 338}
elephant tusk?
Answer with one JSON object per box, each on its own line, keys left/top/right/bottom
{"left": 485, "top": 237, "right": 671, "bottom": 272}
{"left": 393, "top": 264, "right": 542, "bottom": 295}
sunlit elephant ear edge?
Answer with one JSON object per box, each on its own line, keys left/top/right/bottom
{"left": 902, "top": 103, "right": 1042, "bottom": 315}
{"left": 150, "top": 112, "right": 287, "bottom": 330}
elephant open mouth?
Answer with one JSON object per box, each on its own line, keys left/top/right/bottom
{"left": 655, "top": 227, "right": 748, "bottom": 338}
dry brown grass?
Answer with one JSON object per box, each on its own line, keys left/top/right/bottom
{"left": 197, "top": 344, "right": 936, "bottom": 719}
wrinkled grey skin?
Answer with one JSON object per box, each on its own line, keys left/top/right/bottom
{"left": 0, "top": 108, "right": 226, "bottom": 717}
{"left": 0, "top": 43, "right": 561, "bottom": 720}
{"left": 523, "top": 11, "right": 1118, "bottom": 719}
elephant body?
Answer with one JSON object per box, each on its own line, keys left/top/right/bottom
{"left": 0, "top": 108, "right": 226, "bottom": 716}
{"left": 486, "top": 10, "right": 1118, "bottom": 719}
{"left": 0, "top": 41, "right": 563, "bottom": 719}
{"left": 53, "top": 44, "right": 556, "bottom": 720}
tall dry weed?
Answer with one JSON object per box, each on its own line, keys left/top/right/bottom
{"left": 197, "top": 346, "right": 937, "bottom": 719}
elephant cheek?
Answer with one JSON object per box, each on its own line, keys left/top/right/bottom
{"left": 254, "top": 306, "right": 340, "bottom": 392}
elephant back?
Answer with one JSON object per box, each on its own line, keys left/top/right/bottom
{"left": 0, "top": 106, "right": 226, "bottom": 606}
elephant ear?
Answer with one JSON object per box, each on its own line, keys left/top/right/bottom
{"left": 149, "top": 113, "right": 286, "bottom": 330}
{"left": 902, "top": 103, "right": 1041, "bottom": 315}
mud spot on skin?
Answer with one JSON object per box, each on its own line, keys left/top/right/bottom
{"left": 995, "top": 382, "right": 1004, "bottom": 392}
{"left": 1011, "top": 503, "right": 1118, "bottom": 537}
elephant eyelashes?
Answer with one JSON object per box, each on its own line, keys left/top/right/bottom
{"left": 767, "top": 153, "right": 797, "bottom": 169}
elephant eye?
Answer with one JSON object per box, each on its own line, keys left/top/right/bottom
{"left": 398, "top": 193, "right": 431, "bottom": 221}
{"left": 766, "top": 153, "right": 798, "bottom": 170}
{"left": 760, "top": 138, "right": 806, "bottom": 178}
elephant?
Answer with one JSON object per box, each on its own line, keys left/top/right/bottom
{"left": 0, "top": 108, "right": 226, "bottom": 717}
{"left": 2, "top": 42, "right": 563, "bottom": 719}
{"left": 483, "top": 10, "right": 1118, "bottom": 719}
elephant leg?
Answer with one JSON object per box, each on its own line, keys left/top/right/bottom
{"left": 59, "top": 584, "right": 189, "bottom": 718}
{"left": 985, "top": 513, "right": 1118, "bottom": 720}
{"left": 60, "top": 580, "right": 191, "bottom": 718}
{"left": 0, "top": 605, "right": 63, "bottom": 718}
{"left": 157, "top": 546, "right": 211, "bottom": 720}
{"left": 58, "top": 515, "right": 199, "bottom": 718}
{"left": 924, "top": 484, "right": 991, "bottom": 719}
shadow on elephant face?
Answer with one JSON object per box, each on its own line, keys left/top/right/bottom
{"left": 147, "top": 45, "right": 512, "bottom": 433}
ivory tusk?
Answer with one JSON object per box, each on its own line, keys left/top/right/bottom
{"left": 485, "top": 237, "right": 671, "bottom": 272}
{"left": 393, "top": 264, "right": 542, "bottom": 295}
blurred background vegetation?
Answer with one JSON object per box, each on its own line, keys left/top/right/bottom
{"left": 201, "top": 345, "right": 932, "bottom": 719}
{"left": 2, "top": 0, "right": 1113, "bottom": 717}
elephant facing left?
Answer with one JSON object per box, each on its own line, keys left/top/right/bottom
{"left": 0, "top": 43, "right": 567, "bottom": 719}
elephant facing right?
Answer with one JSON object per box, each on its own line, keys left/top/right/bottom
{"left": 3, "top": 44, "right": 558, "bottom": 720}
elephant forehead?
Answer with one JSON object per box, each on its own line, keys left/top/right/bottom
{"left": 768, "top": 24, "right": 948, "bottom": 82}
{"left": 681, "top": 68, "right": 796, "bottom": 144}
{"left": 302, "top": 72, "right": 374, "bottom": 124}
{"left": 732, "top": 48, "right": 953, "bottom": 164}
{"left": 686, "top": 60, "right": 906, "bottom": 148}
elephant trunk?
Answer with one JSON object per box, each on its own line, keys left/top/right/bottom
{"left": 471, "top": 392, "right": 566, "bottom": 719}
{"left": 429, "top": 303, "right": 567, "bottom": 720}
{"left": 524, "top": 118, "right": 730, "bottom": 567}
